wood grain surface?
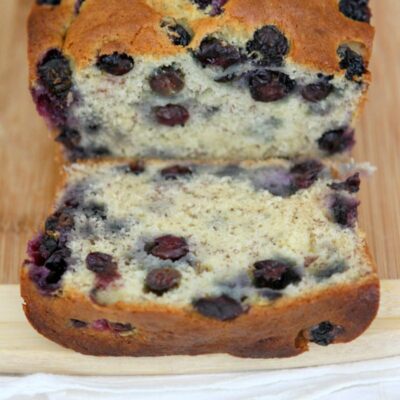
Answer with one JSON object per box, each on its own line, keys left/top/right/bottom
{"left": 0, "top": 281, "right": 399, "bottom": 375}
{"left": 0, "top": 0, "right": 399, "bottom": 283}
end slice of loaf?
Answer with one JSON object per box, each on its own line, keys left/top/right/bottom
{"left": 28, "top": 0, "right": 373, "bottom": 161}
{"left": 21, "top": 159, "right": 379, "bottom": 358}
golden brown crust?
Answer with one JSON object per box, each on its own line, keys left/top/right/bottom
{"left": 21, "top": 267, "right": 379, "bottom": 358}
{"left": 28, "top": 0, "right": 374, "bottom": 83}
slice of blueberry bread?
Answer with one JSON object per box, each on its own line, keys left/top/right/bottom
{"left": 29, "top": 0, "right": 373, "bottom": 161}
{"left": 21, "top": 159, "right": 379, "bottom": 357}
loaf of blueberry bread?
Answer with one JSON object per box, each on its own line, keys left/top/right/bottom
{"left": 29, "top": 0, "right": 373, "bottom": 161}
{"left": 21, "top": 158, "right": 379, "bottom": 357}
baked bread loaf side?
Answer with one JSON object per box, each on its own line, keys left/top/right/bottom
{"left": 28, "top": 0, "right": 373, "bottom": 161}
{"left": 21, "top": 159, "right": 379, "bottom": 357}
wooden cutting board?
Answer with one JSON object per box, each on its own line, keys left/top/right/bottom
{"left": 0, "top": 0, "right": 399, "bottom": 375}
{"left": 0, "top": 281, "right": 399, "bottom": 375}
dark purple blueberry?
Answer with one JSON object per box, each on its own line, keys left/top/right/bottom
{"left": 127, "top": 160, "right": 145, "bottom": 175}
{"left": 55, "top": 127, "right": 81, "bottom": 150}
{"left": 145, "top": 235, "right": 189, "bottom": 261}
{"left": 194, "top": 37, "right": 244, "bottom": 70}
{"left": 318, "top": 127, "right": 355, "bottom": 154}
{"left": 96, "top": 52, "right": 134, "bottom": 76}
{"left": 191, "top": 0, "right": 228, "bottom": 15}
{"left": 246, "top": 26, "right": 289, "bottom": 66}
{"left": 109, "top": 322, "right": 134, "bottom": 333}
{"left": 301, "top": 79, "right": 334, "bottom": 102}
{"left": 82, "top": 202, "right": 107, "bottom": 220}
{"left": 314, "top": 263, "right": 348, "bottom": 281}
{"left": 248, "top": 70, "right": 296, "bottom": 102}
{"left": 145, "top": 267, "right": 182, "bottom": 295}
{"left": 191, "top": 0, "right": 211, "bottom": 9}
{"left": 45, "top": 209, "right": 75, "bottom": 232}
{"left": 209, "top": 0, "right": 228, "bottom": 15}
{"left": 162, "top": 22, "right": 192, "bottom": 47}
{"left": 330, "top": 194, "right": 360, "bottom": 228}
{"left": 161, "top": 165, "right": 193, "bottom": 180}
{"left": 86, "top": 252, "right": 118, "bottom": 277}
{"left": 75, "top": 0, "right": 85, "bottom": 13}
{"left": 29, "top": 265, "right": 57, "bottom": 293}
{"left": 149, "top": 66, "right": 185, "bottom": 96}
{"left": 153, "top": 104, "right": 189, "bottom": 127}
{"left": 338, "top": 46, "right": 366, "bottom": 81}
{"left": 329, "top": 173, "right": 361, "bottom": 193}
{"left": 253, "top": 260, "right": 301, "bottom": 290}
{"left": 193, "top": 295, "right": 245, "bottom": 321}
{"left": 253, "top": 167, "right": 295, "bottom": 197}
{"left": 290, "top": 159, "right": 324, "bottom": 190}
{"left": 36, "top": 0, "right": 61, "bottom": 6}
{"left": 70, "top": 319, "right": 87, "bottom": 328}
{"left": 44, "top": 248, "right": 70, "bottom": 285}
{"left": 339, "top": 0, "right": 371, "bottom": 23}
{"left": 37, "top": 49, "right": 72, "bottom": 99}
{"left": 27, "top": 236, "right": 46, "bottom": 266}
{"left": 31, "top": 87, "right": 68, "bottom": 127}
{"left": 38, "top": 235, "right": 59, "bottom": 262}
{"left": 307, "top": 321, "right": 344, "bottom": 346}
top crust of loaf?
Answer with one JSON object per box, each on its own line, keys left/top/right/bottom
{"left": 28, "top": 0, "right": 374, "bottom": 82}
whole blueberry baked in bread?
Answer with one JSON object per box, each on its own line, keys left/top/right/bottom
{"left": 28, "top": 0, "right": 373, "bottom": 161}
{"left": 21, "top": 159, "right": 379, "bottom": 357}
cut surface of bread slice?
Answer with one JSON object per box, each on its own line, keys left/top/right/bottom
{"left": 21, "top": 159, "right": 379, "bottom": 357}
{"left": 29, "top": 0, "right": 373, "bottom": 160}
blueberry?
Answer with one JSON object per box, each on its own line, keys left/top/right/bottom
{"left": 253, "top": 260, "right": 301, "bottom": 290}
{"left": 330, "top": 194, "right": 360, "bottom": 228}
{"left": 75, "top": 0, "right": 85, "bottom": 13}
{"left": 86, "top": 252, "right": 118, "bottom": 277}
{"left": 246, "top": 26, "right": 289, "bottom": 66}
{"left": 191, "top": 0, "right": 211, "bottom": 9}
{"left": 338, "top": 46, "right": 366, "bottom": 81}
{"left": 55, "top": 127, "right": 81, "bottom": 150}
{"left": 209, "top": 0, "right": 228, "bottom": 16}
{"left": 38, "top": 235, "right": 59, "bottom": 262}
{"left": 44, "top": 248, "right": 70, "bottom": 284}
{"left": 194, "top": 37, "right": 244, "bottom": 70}
{"left": 145, "top": 235, "right": 189, "bottom": 261}
{"left": 193, "top": 295, "right": 245, "bottom": 321}
{"left": 329, "top": 173, "right": 361, "bottom": 193}
{"left": 127, "top": 160, "right": 145, "bottom": 175}
{"left": 191, "top": 0, "right": 228, "bottom": 15}
{"left": 153, "top": 104, "right": 190, "bottom": 126}
{"left": 161, "top": 20, "right": 192, "bottom": 47}
{"left": 301, "top": 78, "right": 334, "bottom": 102}
{"left": 161, "top": 165, "right": 193, "bottom": 180}
{"left": 318, "top": 127, "right": 355, "bottom": 154}
{"left": 37, "top": 49, "right": 72, "bottom": 99}
{"left": 248, "top": 70, "right": 296, "bottom": 102}
{"left": 290, "top": 160, "right": 324, "bottom": 190}
{"left": 45, "top": 209, "right": 75, "bottom": 233}
{"left": 307, "top": 321, "right": 344, "bottom": 346}
{"left": 339, "top": 0, "right": 371, "bottom": 23}
{"left": 149, "top": 66, "right": 185, "bottom": 96}
{"left": 145, "top": 267, "right": 182, "bottom": 295}
{"left": 36, "top": 0, "right": 61, "bottom": 5}
{"left": 96, "top": 52, "right": 134, "bottom": 76}
{"left": 70, "top": 319, "right": 87, "bottom": 328}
